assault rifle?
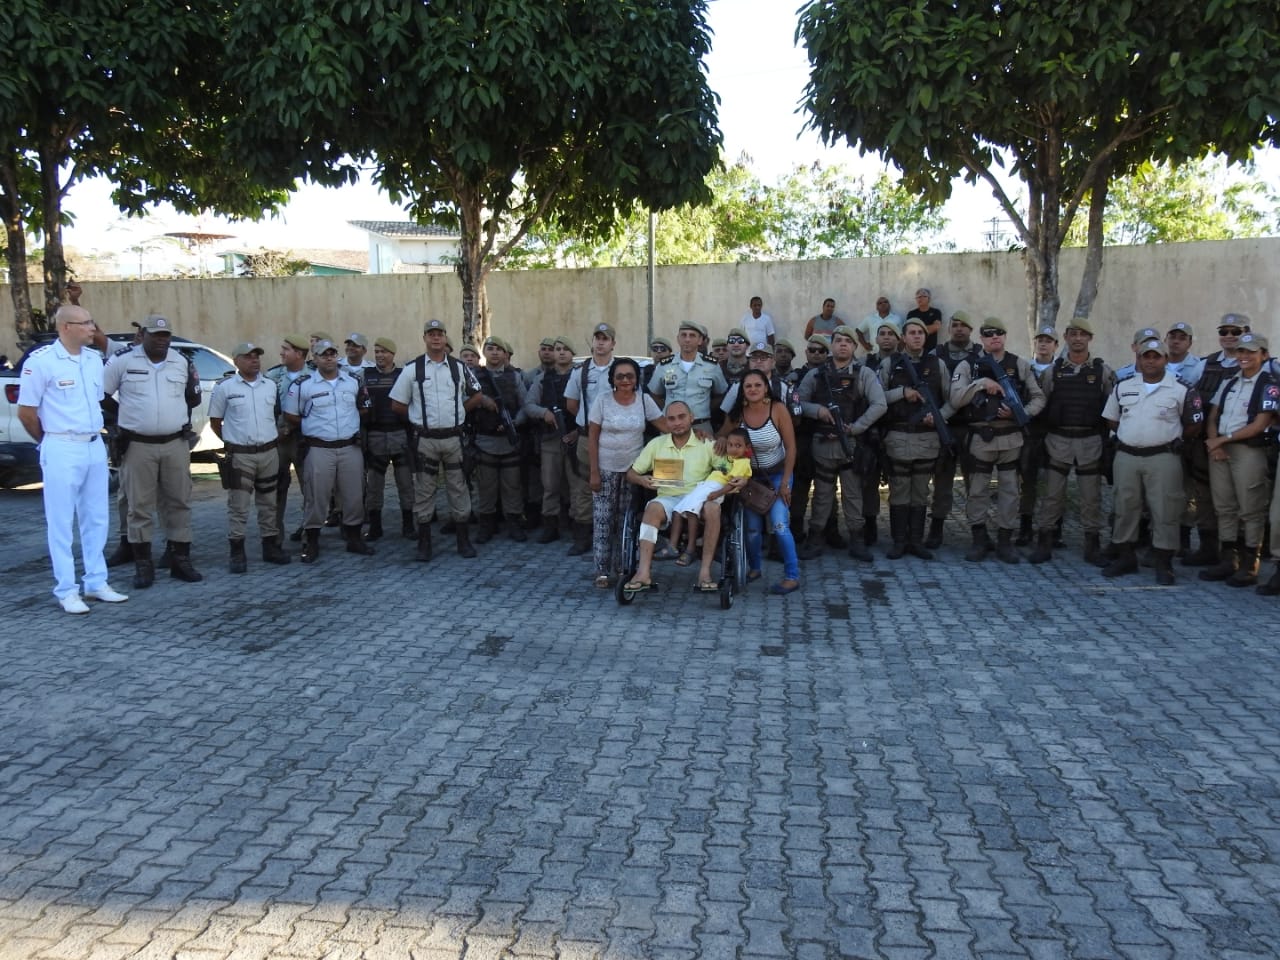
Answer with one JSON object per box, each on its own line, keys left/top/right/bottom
{"left": 981, "top": 354, "right": 1031, "bottom": 428}
{"left": 550, "top": 405, "right": 580, "bottom": 475}
{"left": 897, "top": 354, "right": 955, "bottom": 455}
{"left": 819, "top": 363, "right": 857, "bottom": 466}
{"left": 496, "top": 400, "right": 519, "bottom": 447}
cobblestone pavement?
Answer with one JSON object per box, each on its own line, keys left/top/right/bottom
{"left": 1, "top": 469, "right": 1279, "bottom": 959}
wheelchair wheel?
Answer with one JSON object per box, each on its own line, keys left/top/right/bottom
{"left": 616, "top": 576, "right": 636, "bottom": 605}
{"left": 719, "top": 578, "right": 733, "bottom": 609}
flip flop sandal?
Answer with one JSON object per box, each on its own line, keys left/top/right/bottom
{"left": 698, "top": 580, "right": 719, "bottom": 592}
{"left": 622, "top": 580, "right": 652, "bottom": 592}
{"left": 675, "top": 552, "right": 695, "bottom": 567}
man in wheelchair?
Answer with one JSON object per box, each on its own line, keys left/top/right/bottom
{"left": 623, "top": 401, "right": 721, "bottom": 592}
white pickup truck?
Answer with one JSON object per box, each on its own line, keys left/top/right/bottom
{"left": 0, "top": 334, "right": 235, "bottom": 488}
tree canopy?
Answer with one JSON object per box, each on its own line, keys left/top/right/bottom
{"left": 0, "top": 0, "right": 293, "bottom": 341}
{"left": 505, "top": 156, "right": 945, "bottom": 269}
{"left": 798, "top": 0, "right": 1280, "bottom": 333}
{"left": 226, "top": 0, "right": 722, "bottom": 346}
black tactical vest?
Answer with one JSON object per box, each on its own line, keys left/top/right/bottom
{"left": 816, "top": 362, "right": 869, "bottom": 432}
{"left": 472, "top": 366, "right": 521, "bottom": 435}
{"left": 1044, "top": 358, "right": 1106, "bottom": 429}
{"left": 967, "top": 352, "right": 1027, "bottom": 422}
{"left": 363, "top": 365, "right": 403, "bottom": 429}
{"left": 885, "top": 353, "right": 944, "bottom": 427}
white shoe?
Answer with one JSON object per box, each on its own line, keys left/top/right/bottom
{"left": 84, "top": 585, "right": 129, "bottom": 603}
{"left": 59, "top": 594, "right": 90, "bottom": 615}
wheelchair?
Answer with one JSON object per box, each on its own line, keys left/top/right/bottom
{"left": 615, "top": 485, "right": 748, "bottom": 609}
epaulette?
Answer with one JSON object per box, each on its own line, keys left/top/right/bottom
{"left": 657, "top": 355, "right": 676, "bottom": 365}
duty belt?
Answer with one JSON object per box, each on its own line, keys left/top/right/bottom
{"left": 306, "top": 435, "right": 360, "bottom": 449}
{"left": 416, "top": 426, "right": 463, "bottom": 439}
{"left": 1050, "top": 426, "right": 1100, "bottom": 438}
{"left": 1116, "top": 441, "right": 1178, "bottom": 457}
{"left": 121, "top": 429, "right": 183, "bottom": 444}
{"left": 223, "top": 439, "right": 279, "bottom": 454}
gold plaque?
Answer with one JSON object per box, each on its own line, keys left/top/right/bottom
{"left": 652, "top": 457, "right": 685, "bottom": 486}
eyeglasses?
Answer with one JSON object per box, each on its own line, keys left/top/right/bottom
{"left": 726, "top": 336, "right": 748, "bottom": 344}
{"left": 1218, "top": 327, "right": 1244, "bottom": 336}
{"left": 613, "top": 374, "right": 636, "bottom": 382}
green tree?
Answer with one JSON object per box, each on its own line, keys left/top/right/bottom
{"left": 505, "top": 156, "right": 770, "bottom": 269}
{"left": 1064, "top": 157, "right": 1278, "bottom": 246}
{"left": 0, "top": 0, "right": 293, "bottom": 342}
{"left": 237, "top": 250, "right": 311, "bottom": 278}
{"left": 798, "top": 0, "right": 1280, "bottom": 336}
{"left": 225, "top": 0, "right": 722, "bottom": 346}
{"left": 763, "top": 164, "right": 945, "bottom": 260}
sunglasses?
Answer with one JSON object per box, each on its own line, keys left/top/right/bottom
{"left": 613, "top": 374, "right": 636, "bottom": 381}
{"left": 979, "top": 329, "right": 1005, "bottom": 337}
{"left": 1218, "top": 327, "right": 1244, "bottom": 336}
{"left": 726, "top": 336, "right": 748, "bottom": 344}
{"left": 806, "top": 346, "right": 828, "bottom": 353}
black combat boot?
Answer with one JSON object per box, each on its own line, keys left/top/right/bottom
{"left": 1028, "top": 529, "right": 1054, "bottom": 565}
{"left": 508, "top": 518, "right": 528, "bottom": 543}
{"left": 885, "top": 506, "right": 909, "bottom": 560}
{"left": 345, "top": 525, "right": 375, "bottom": 555}
{"left": 964, "top": 525, "right": 990, "bottom": 563}
{"left": 106, "top": 536, "right": 133, "bottom": 567}
{"left": 567, "top": 521, "right": 591, "bottom": 556}
{"left": 1183, "top": 528, "right": 1218, "bottom": 565}
{"left": 1227, "top": 544, "right": 1261, "bottom": 587}
{"left": 401, "top": 510, "right": 415, "bottom": 539}
{"left": 475, "top": 514, "right": 499, "bottom": 544}
{"left": 1082, "top": 532, "right": 1103, "bottom": 566}
{"left": 158, "top": 541, "right": 173, "bottom": 570}
{"left": 906, "top": 507, "right": 933, "bottom": 560}
{"left": 847, "top": 526, "right": 872, "bottom": 562}
{"left": 169, "top": 541, "right": 203, "bottom": 582}
{"left": 536, "top": 516, "right": 560, "bottom": 544}
{"left": 415, "top": 525, "right": 433, "bottom": 563}
{"left": 456, "top": 524, "right": 477, "bottom": 558}
{"left": 800, "top": 527, "right": 824, "bottom": 560}
{"left": 924, "top": 517, "right": 945, "bottom": 550}
{"left": 262, "top": 537, "right": 291, "bottom": 565}
{"left": 364, "top": 510, "right": 383, "bottom": 541}
{"left": 1015, "top": 513, "right": 1034, "bottom": 547}
{"left": 132, "top": 542, "right": 154, "bottom": 589}
{"left": 228, "top": 538, "right": 247, "bottom": 574}
{"left": 1101, "top": 542, "right": 1138, "bottom": 578}
{"left": 1199, "top": 539, "right": 1239, "bottom": 581}
{"left": 995, "top": 528, "right": 1021, "bottom": 565}
{"left": 1152, "top": 548, "right": 1176, "bottom": 586}
{"left": 301, "top": 528, "right": 320, "bottom": 564}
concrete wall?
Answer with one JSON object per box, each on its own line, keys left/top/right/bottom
{"left": 5, "top": 238, "right": 1276, "bottom": 369}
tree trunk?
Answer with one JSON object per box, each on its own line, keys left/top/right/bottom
{"left": 454, "top": 186, "right": 493, "bottom": 348}
{"left": 0, "top": 158, "right": 35, "bottom": 345}
{"left": 38, "top": 146, "right": 67, "bottom": 329}
{"left": 1071, "top": 168, "right": 1110, "bottom": 322}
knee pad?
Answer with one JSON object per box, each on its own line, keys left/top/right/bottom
{"left": 639, "top": 523, "right": 659, "bottom": 544}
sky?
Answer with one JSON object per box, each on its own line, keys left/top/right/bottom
{"left": 57, "top": 0, "right": 1277, "bottom": 275}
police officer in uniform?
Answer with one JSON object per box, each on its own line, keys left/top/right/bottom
{"left": 1100, "top": 338, "right": 1204, "bottom": 585}
{"left": 389, "top": 319, "right": 485, "bottom": 561}
{"left": 208, "top": 343, "right": 292, "bottom": 572}
{"left": 797, "top": 324, "right": 888, "bottom": 560}
{"left": 1028, "top": 318, "right": 1116, "bottom": 565}
{"left": 788, "top": 334, "right": 834, "bottom": 545}
{"left": 949, "top": 317, "right": 1047, "bottom": 564}
{"left": 359, "top": 337, "right": 415, "bottom": 540}
{"left": 1182, "top": 313, "right": 1249, "bottom": 566}
{"left": 102, "top": 315, "right": 203, "bottom": 588}
{"left": 649, "top": 321, "right": 728, "bottom": 437}
{"left": 878, "top": 316, "right": 954, "bottom": 559}
{"left": 1199, "top": 332, "right": 1277, "bottom": 586}
{"left": 524, "top": 335, "right": 578, "bottom": 543}
{"left": 563, "top": 323, "right": 620, "bottom": 556}
{"left": 282, "top": 339, "right": 374, "bottom": 563}
{"left": 925, "top": 310, "right": 981, "bottom": 548}
{"left": 265, "top": 334, "right": 311, "bottom": 543}
{"left": 470, "top": 335, "right": 529, "bottom": 543}
{"left": 17, "top": 305, "right": 129, "bottom": 612}
{"left": 1016, "top": 325, "right": 1059, "bottom": 546}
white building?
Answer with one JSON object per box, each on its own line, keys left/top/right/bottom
{"left": 349, "top": 221, "right": 461, "bottom": 274}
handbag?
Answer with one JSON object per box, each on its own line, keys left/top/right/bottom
{"left": 738, "top": 474, "right": 778, "bottom": 515}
